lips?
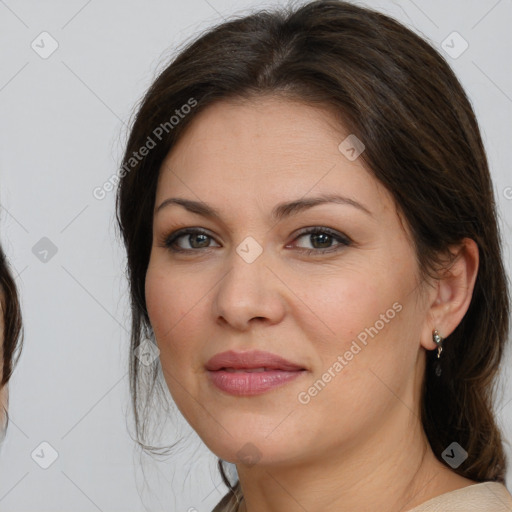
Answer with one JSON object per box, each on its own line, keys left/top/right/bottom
{"left": 205, "top": 350, "right": 307, "bottom": 396}
{"left": 205, "top": 350, "right": 306, "bottom": 372}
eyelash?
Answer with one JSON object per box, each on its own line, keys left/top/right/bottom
{"left": 161, "top": 226, "right": 352, "bottom": 256}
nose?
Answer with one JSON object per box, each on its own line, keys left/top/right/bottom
{"left": 212, "top": 246, "right": 286, "bottom": 331}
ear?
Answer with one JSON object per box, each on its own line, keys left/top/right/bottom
{"left": 420, "top": 238, "right": 479, "bottom": 351}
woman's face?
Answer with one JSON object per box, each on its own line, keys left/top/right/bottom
{"left": 145, "top": 96, "right": 434, "bottom": 466}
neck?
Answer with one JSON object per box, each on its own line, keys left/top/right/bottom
{"left": 234, "top": 404, "right": 457, "bottom": 512}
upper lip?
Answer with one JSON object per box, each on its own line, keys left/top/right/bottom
{"left": 205, "top": 350, "right": 306, "bottom": 371}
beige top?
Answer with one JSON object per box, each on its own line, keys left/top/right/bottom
{"left": 212, "top": 481, "right": 512, "bottom": 512}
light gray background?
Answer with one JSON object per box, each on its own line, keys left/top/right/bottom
{"left": 0, "top": 0, "right": 511, "bottom": 510}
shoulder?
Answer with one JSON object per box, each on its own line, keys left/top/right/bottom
{"left": 211, "top": 481, "right": 512, "bottom": 512}
{"left": 406, "top": 482, "right": 512, "bottom": 512}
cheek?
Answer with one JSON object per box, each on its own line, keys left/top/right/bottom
{"left": 297, "top": 257, "right": 418, "bottom": 373}
{"left": 293, "top": 266, "right": 386, "bottom": 342}
{"left": 145, "top": 266, "right": 172, "bottom": 338}
{"left": 145, "top": 263, "right": 199, "bottom": 352}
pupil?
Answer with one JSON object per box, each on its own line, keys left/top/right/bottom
{"left": 312, "top": 233, "right": 331, "bottom": 248}
{"left": 191, "top": 234, "right": 209, "bottom": 248}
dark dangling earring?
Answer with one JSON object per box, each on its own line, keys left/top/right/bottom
{"left": 432, "top": 329, "right": 444, "bottom": 377}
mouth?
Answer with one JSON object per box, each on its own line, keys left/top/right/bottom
{"left": 205, "top": 350, "right": 307, "bottom": 396}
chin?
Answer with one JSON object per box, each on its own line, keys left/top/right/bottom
{"left": 195, "top": 422, "right": 301, "bottom": 467}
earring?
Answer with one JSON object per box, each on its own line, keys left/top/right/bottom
{"left": 432, "top": 329, "right": 444, "bottom": 377}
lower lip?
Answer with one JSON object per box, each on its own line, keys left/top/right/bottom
{"left": 207, "top": 369, "right": 306, "bottom": 396}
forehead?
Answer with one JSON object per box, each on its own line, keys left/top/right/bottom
{"left": 156, "top": 96, "right": 390, "bottom": 218}
{"left": 164, "top": 95, "right": 343, "bottom": 168}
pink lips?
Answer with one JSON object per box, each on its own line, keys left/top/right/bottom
{"left": 205, "top": 350, "right": 307, "bottom": 396}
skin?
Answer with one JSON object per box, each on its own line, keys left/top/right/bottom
{"left": 145, "top": 95, "right": 479, "bottom": 512}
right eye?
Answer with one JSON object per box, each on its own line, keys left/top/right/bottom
{"left": 163, "top": 228, "right": 220, "bottom": 253}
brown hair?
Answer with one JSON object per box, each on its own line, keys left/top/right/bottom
{"left": 116, "top": 0, "right": 510, "bottom": 493}
{"left": 0, "top": 245, "right": 23, "bottom": 429}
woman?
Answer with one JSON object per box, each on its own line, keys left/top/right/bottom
{"left": 116, "top": 1, "right": 512, "bottom": 510}
{"left": 0, "top": 246, "right": 23, "bottom": 440}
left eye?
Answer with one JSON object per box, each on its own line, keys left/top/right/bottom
{"left": 291, "top": 227, "right": 351, "bottom": 253}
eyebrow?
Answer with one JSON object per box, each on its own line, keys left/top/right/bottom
{"left": 155, "top": 193, "right": 372, "bottom": 221}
